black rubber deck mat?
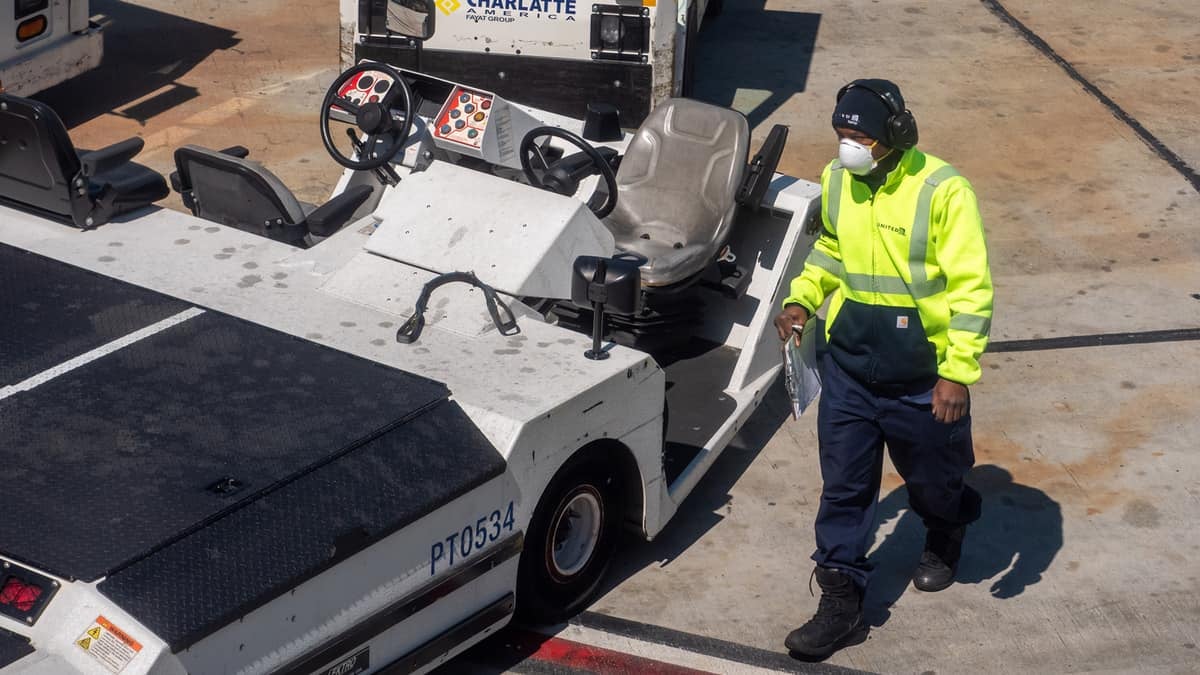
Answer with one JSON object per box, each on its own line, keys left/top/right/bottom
{"left": 0, "top": 627, "right": 34, "bottom": 669}
{"left": 0, "top": 242, "right": 189, "bottom": 387}
{"left": 0, "top": 309, "right": 452, "bottom": 583}
{"left": 661, "top": 340, "right": 740, "bottom": 485}
{"left": 98, "top": 399, "right": 505, "bottom": 651}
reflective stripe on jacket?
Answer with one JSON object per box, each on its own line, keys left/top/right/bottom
{"left": 784, "top": 148, "right": 993, "bottom": 386}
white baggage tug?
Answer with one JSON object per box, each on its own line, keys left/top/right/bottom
{"left": 0, "top": 54, "right": 818, "bottom": 674}
{"left": 0, "top": 0, "right": 103, "bottom": 96}
{"left": 343, "top": 0, "right": 719, "bottom": 125}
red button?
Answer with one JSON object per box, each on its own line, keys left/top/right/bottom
{"left": 481, "top": 99, "right": 492, "bottom": 110}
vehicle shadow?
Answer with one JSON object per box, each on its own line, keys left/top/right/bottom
{"left": 442, "top": 384, "right": 795, "bottom": 674}
{"left": 862, "top": 464, "right": 1063, "bottom": 627}
{"left": 693, "top": 0, "right": 820, "bottom": 129}
{"left": 601, "top": 380, "right": 793, "bottom": 595}
{"left": 34, "top": 0, "right": 240, "bottom": 128}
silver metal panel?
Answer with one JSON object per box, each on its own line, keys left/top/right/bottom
{"left": 365, "top": 161, "right": 615, "bottom": 298}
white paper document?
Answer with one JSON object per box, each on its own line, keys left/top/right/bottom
{"left": 783, "top": 320, "right": 821, "bottom": 419}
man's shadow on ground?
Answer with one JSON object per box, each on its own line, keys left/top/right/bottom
{"left": 863, "top": 464, "right": 1063, "bottom": 626}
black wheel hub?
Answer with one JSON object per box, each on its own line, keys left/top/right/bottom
{"left": 357, "top": 103, "right": 392, "bottom": 135}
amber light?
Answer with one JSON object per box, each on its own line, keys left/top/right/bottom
{"left": 16, "top": 15, "right": 45, "bottom": 41}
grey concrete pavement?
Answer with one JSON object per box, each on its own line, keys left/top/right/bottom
{"left": 607, "top": 0, "right": 1200, "bottom": 672}
{"left": 692, "top": 0, "right": 1200, "bottom": 345}
{"left": 999, "top": 1, "right": 1200, "bottom": 172}
{"left": 33, "top": 0, "right": 1200, "bottom": 672}
{"left": 595, "top": 342, "right": 1200, "bottom": 673}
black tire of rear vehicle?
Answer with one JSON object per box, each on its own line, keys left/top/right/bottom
{"left": 680, "top": 1, "right": 699, "bottom": 97}
{"left": 515, "top": 447, "right": 624, "bottom": 623}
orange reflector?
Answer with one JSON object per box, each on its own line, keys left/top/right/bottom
{"left": 642, "top": 0, "right": 655, "bottom": 5}
{"left": 17, "top": 15, "right": 47, "bottom": 42}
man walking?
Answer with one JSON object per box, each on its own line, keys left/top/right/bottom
{"left": 775, "top": 79, "right": 993, "bottom": 659}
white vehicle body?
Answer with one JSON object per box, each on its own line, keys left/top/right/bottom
{"left": 340, "top": 0, "right": 714, "bottom": 125}
{"left": 0, "top": 64, "right": 817, "bottom": 674}
{"left": 0, "top": 0, "right": 102, "bottom": 96}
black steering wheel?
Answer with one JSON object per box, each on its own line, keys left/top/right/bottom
{"left": 520, "top": 127, "right": 619, "bottom": 219}
{"left": 321, "top": 62, "right": 415, "bottom": 171}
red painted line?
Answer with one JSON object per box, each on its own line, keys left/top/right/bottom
{"left": 510, "top": 629, "right": 716, "bottom": 675}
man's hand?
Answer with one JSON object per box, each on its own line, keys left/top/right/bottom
{"left": 931, "top": 378, "right": 969, "bottom": 424}
{"left": 774, "top": 305, "right": 809, "bottom": 347}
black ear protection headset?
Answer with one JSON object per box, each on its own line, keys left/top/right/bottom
{"left": 835, "top": 80, "right": 919, "bottom": 150}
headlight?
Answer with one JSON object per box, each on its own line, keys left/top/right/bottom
{"left": 590, "top": 5, "right": 649, "bottom": 62}
{"left": 599, "top": 15, "right": 624, "bottom": 48}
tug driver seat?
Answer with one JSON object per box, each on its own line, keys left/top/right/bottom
{"left": 603, "top": 98, "right": 750, "bottom": 289}
{"left": 170, "top": 144, "right": 374, "bottom": 247}
{"left": 0, "top": 94, "right": 168, "bottom": 228}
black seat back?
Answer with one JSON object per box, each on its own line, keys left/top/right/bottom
{"left": 172, "top": 145, "right": 308, "bottom": 246}
{"left": 0, "top": 95, "right": 89, "bottom": 225}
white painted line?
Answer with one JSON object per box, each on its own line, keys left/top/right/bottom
{"left": 0, "top": 307, "right": 205, "bottom": 401}
{"left": 550, "top": 623, "right": 790, "bottom": 675}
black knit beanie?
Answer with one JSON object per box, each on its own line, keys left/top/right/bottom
{"left": 832, "top": 80, "right": 904, "bottom": 144}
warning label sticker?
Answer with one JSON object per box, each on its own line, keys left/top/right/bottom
{"left": 75, "top": 616, "right": 142, "bottom": 674}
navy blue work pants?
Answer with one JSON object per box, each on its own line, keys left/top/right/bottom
{"left": 812, "top": 353, "right": 981, "bottom": 590}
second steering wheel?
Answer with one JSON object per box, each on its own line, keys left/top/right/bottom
{"left": 520, "top": 127, "right": 619, "bottom": 219}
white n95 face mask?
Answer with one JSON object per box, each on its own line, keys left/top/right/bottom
{"left": 838, "top": 138, "right": 878, "bottom": 176}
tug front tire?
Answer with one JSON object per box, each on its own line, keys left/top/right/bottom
{"left": 516, "top": 447, "right": 624, "bottom": 623}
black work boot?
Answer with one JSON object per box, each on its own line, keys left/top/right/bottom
{"left": 785, "top": 566, "right": 864, "bottom": 659}
{"left": 913, "top": 525, "right": 965, "bottom": 592}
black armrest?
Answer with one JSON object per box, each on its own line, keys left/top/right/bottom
{"left": 736, "top": 124, "right": 789, "bottom": 212}
{"left": 305, "top": 184, "right": 374, "bottom": 237}
{"left": 79, "top": 137, "right": 145, "bottom": 177}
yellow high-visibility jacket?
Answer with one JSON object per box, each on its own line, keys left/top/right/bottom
{"left": 784, "top": 148, "right": 993, "bottom": 387}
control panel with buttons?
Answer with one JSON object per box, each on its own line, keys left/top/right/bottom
{"left": 333, "top": 70, "right": 395, "bottom": 113}
{"left": 434, "top": 86, "right": 495, "bottom": 150}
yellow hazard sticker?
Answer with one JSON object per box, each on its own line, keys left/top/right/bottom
{"left": 75, "top": 616, "right": 142, "bottom": 674}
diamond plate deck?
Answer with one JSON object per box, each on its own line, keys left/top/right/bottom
{"left": 0, "top": 309, "right": 455, "bottom": 583}
{"left": 2, "top": 249, "right": 507, "bottom": 651}
{"left": 0, "top": 242, "right": 189, "bottom": 387}
{"left": 0, "top": 627, "right": 33, "bottom": 669}
{"left": 98, "top": 400, "right": 504, "bottom": 650}
{"left": 0, "top": 250, "right": 510, "bottom": 594}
